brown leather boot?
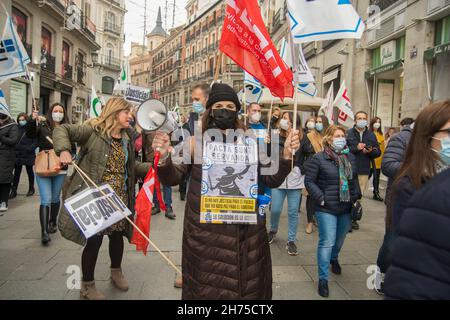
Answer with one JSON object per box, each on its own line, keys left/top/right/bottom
{"left": 80, "top": 281, "right": 106, "bottom": 300}
{"left": 110, "top": 268, "right": 129, "bottom": 291}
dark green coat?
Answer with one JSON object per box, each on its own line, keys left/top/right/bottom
{"left": 53, "top": 124, "right": 151, "bottom": 246}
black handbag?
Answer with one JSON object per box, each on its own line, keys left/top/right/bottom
{"left": 351, "top": 201, "right": 363, "bottom": 221}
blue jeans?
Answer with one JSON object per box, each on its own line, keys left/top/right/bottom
{"left": 316, "top": 211, "right": 351, "bottom": 280}
{"left": 153, "top": 183, "right": 172, "bottom": 208}
{"left": 270, "top": 188, "right": 302, "bottom": 243}
{"left": 35, "top": 174, "right": 66, "bottom": 206}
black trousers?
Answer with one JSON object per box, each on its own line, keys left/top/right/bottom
{"left": 0, "top": 183, "right": 10, "bottom": 203}
{"left": 12, "top": 164, "right": 34, "bottom": 190}
{"left": 369, "top": 168, "right": 381, "bottom": 194}
{"left": 81, "top": 231, "right": 124, "bottom": 282}
{"left": 306, "top": 195, "right": 315, "bottom": 224}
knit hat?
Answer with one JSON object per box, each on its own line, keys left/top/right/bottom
{"left": 206, "top": 83, "right": 241, "bottom": 111}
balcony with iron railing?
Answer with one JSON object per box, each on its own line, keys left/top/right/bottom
{"left": 40, "top": 52, "right": 56, "bottom": 73}
{"left": 62, "top": 64, "right": 73, "bottom": 81}
{"left": 47, "top": 0, "right": 99, "bottom": 47}
{"left": 77, "top": 65, "right": 86, "bottom": 85}
{"left": 97, "top": 54, "right": 121, "bottom": 70}
{"left": 104, "top": 22, "right": 121, "bottom": 36}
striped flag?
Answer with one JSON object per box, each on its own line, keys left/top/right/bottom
{"left": 0, "top": 15, "right": 30, "bottom": 83}
{"left": 131, "top": 168, "right": 155, "bottom": 255}
{"left": 334, "top": 82, "right": 354, "bottom": 128}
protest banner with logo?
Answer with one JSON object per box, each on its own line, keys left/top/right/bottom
{"left": 64, "top": 184, "right": 132, "bottom": 239}
{"left": 124, "top": 85, "right": 151, "bottom": 104}
{"left": 200, "top": 138, "right": 259, "bottom": 224}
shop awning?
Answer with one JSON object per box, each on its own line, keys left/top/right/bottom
{"left": 364, "top": 59, "right": 403, "bottom": 79}
{"left": 424, "top": 42, "right": 450, "bottom": 61}
{"left": 258, "top": 88, "right": 323, "bottom": 111}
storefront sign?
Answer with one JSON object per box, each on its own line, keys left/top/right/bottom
{"left": 365, "top": 60, "right": 403, "bottom": 79}
{"left": 424, "top": 42, "right": 450, "bottom": 61}
{"left": 9, "top": 80, "right": 27, "bottom": 119}
{"left": 376, "top": 81, "right": 394, "bottom": 127}
{"left": 380, "top": 40, "right": 396, "bottom": 65}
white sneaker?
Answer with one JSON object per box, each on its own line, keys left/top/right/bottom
{"left": 0, "top": 202, "right": 7, "bottom": 212}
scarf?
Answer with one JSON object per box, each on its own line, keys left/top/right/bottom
{"left": 325, "top": 146, "right": 353, "bottom": 202}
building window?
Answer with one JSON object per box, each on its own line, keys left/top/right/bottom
{"left": 102, "top": 76, "right": 115, "bottom": 94}
{"left": 12, "top": 7, "right": 27, "bottom": 44}
{"left": 435, "top": 16, "right": 450, "bottom": 46}
{"left": 233, "top": 80, "right": 243, "bottom": 92}
{"left": 41, "top": 26, "right": 52, "bottom": 54}
{"left": 62, "top": 41, "right": 71, "bottom": 78}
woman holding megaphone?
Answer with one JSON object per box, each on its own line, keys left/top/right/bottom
{"left": 152, "top": 83, "right": 300, "bottom": 300}
{"left": 53, "top": 97, "right": 151, "bottom": 300}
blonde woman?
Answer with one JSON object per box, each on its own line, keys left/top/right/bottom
{"left": 305, "top": 125, "right": 361, "bottom": 297}
{"left": 53, "top": 98, "right": 151, "bottom": 299}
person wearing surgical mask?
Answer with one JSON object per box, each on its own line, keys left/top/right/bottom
{"left": 268, "top": 111, "right": 305, "bottom": 256}
{"left": 368, "top": 117, "right": 385, "bottom": 202}
{"left": 305, "top": 125, "right": 361, "bottom": 297}
{"left": 247, "top": 102, "right": 266, "bottom": 136}
{"left": 298, "top": 115, "right": 329, "bottom": 234}
{"left": 185, "top": 84, "right": 209, "bottom": 136}
{"left": 380, "top": 101, "right": 450, "bottom": 298}
{"left": 9, "top": 113, "right": 38, "bottom": 200}
{"left": 346, "top": 111, "right": 381, "bottom": 231}
{"left": 26, "top": 103, "right": 75, "bottom": 246}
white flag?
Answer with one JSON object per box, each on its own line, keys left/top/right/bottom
{"left": 241, "top": 71, "right": 263, "bottom": 104}
{"left": 0, "top": 15, "right": 30, "bottom": 83}
{"left": 114, "top": 63, "right": 128, "bottom": 92}
{"left": 320, "top": 84, "right": 335, "bottom": 123}
{"left": 298, "top": 82, "right": 318, "bottom": 97}
{"left": 0, "top": 89, "right": 12, "bottom": 118}
{"left": 334, "top": 82, "right": 354, "bottom": 128}
{"left": 287, "top": 0, "right": 365, "bottom": 44}
{"left": 280, "top": 37, "right": 314, "bottom": 84}
{"left": 90, "top": 85, "right": 102, "bottom": 119}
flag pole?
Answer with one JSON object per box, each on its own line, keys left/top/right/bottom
{"left": 242, "top": 86, "right": 247, "bottom": 127}
{"left": 292, "top": 83, "right": 299, "bottom": 168}
{"left": 46, "top": 137, "right": 182, "bottom": 275}
{"left": 25, "top": 65, "right": 38, "bottom": 111}
{"left": 266, "top": 97, "right": 274, "bottom": 132}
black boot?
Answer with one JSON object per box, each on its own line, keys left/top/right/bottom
{"left": 180, "top": 192, "right": 186, "bottom": 201}
{"left": 48, "top": 202, "right": 60, "bottom": 234}
{"left": 26, "top": 186, "right": 35, "bottom": 197}
{"left": 373, "top": 192, "right": 383, "bottom": 202}
{"left": 165, "top": 206, "right": 176, "bottom": 220}
{"left": 151, "top": 206, "right": 161, "bottom": 216}
{"left": 39, "top": 205, "right": 51, "bottom": 245}
{"left": 318, "top": 279, "right": 329, "bottom": 298}
{"left": 330, "top": 260, "right": 342, "bottom": 275}
{"left": 9, "top": 187, "right": 17, "bottom": 199}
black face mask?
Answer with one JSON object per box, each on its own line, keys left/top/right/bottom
{"left": 212, "top": 109, "right": 236, "bottom": 130}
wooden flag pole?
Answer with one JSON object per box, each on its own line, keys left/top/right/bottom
{"left": 214, "top": 52, "right": 223, "bottom": 82}
{"left": 46, "top": 138, "right": 182, "bottom": 275}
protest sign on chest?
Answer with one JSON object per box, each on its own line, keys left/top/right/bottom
{"left": 200, "top": 136, "right": 259, "bottom": 224}
{"left": 64, "top": 184, "right": 132, "bottom": 239}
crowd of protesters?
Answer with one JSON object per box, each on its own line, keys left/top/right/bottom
{"left": 1, "top": 82, "right": 448, "bottom": 300}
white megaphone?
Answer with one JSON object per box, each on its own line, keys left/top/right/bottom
{"left": 136, "top": 98, "right": 168, "bottom": 132}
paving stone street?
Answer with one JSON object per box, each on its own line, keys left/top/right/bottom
{"left": 0, "top": 175, "right": 385, "bottom": 300}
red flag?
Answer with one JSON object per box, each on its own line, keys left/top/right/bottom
{"left": 131, "top": 168, "right": 155, "bottom": 255}
{"left": 219, "top": 0, "right": 294, "bottom": 99}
